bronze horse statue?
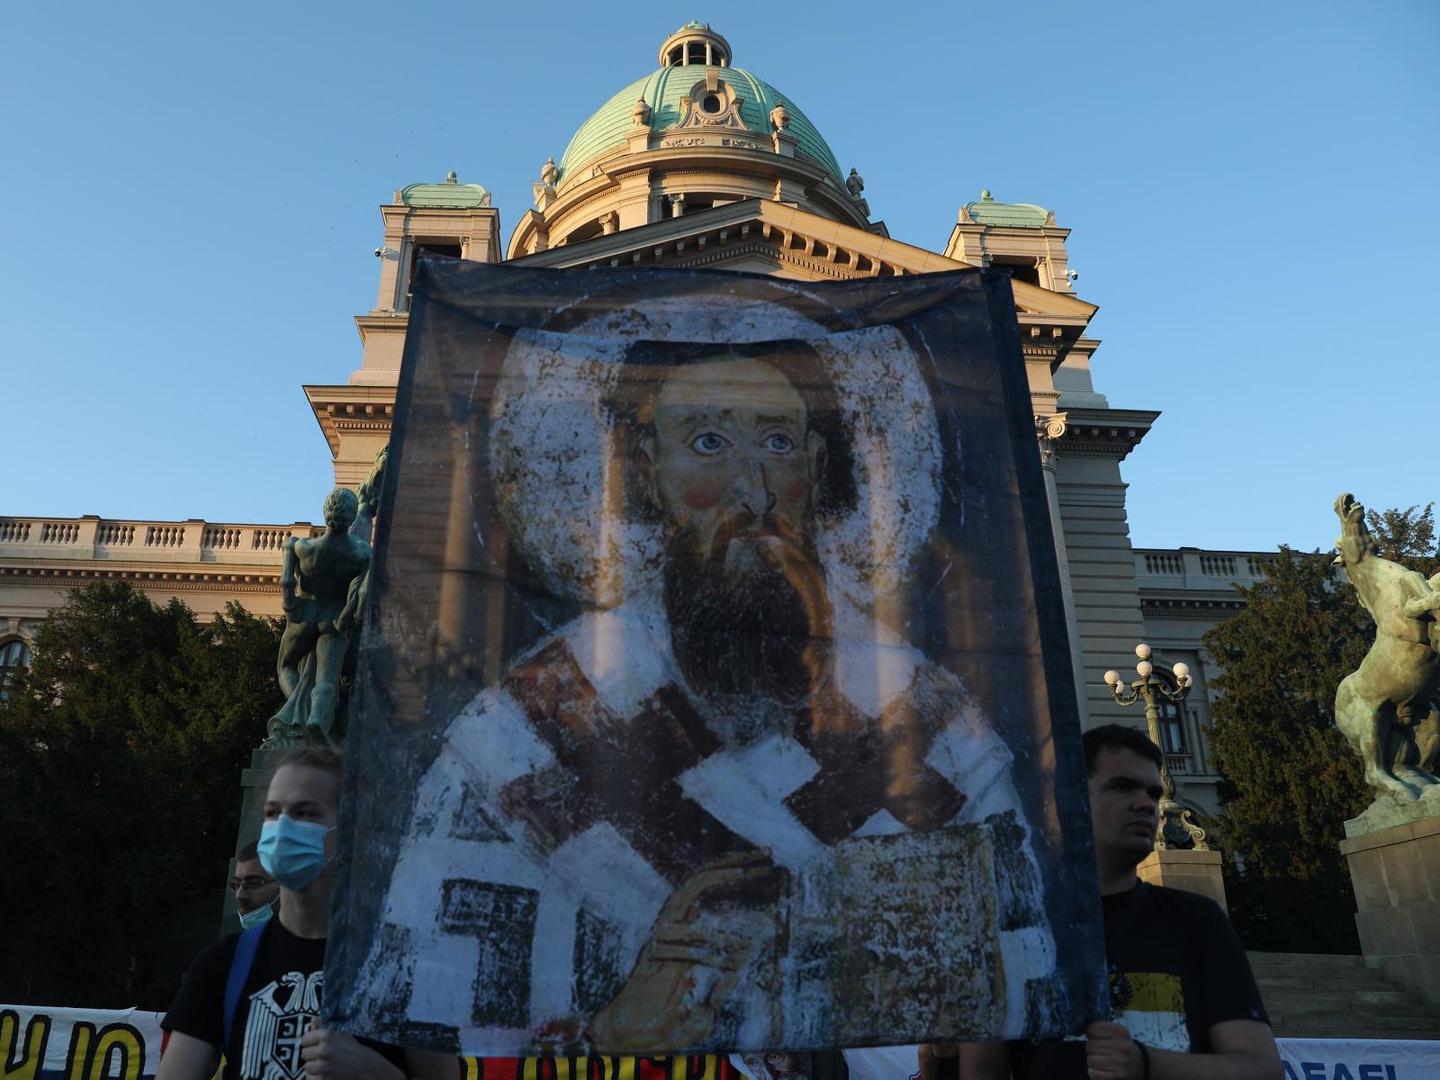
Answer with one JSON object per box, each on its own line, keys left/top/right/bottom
{"left": 1332, "top": 493, "right": 1440, "bottom": 807}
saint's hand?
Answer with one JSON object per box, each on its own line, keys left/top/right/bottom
{"left": 588, "top": 849, "right": 781, "bottom": 1049}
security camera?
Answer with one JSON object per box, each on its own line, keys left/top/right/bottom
{"left": 1064, "top": 268, "right": 1079, "bottom": 282}
{"left": 373, "top": 247, "right": 385, "bottom": 258}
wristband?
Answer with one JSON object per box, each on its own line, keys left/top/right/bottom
{"left": 1135, "top": 1039, "right": 1151, "bottom": 1080}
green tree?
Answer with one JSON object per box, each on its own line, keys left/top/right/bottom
{"left": 0, "top": 582, "right": 281, "bottom": 1007}
{"left": 1204, "top": 505, "right": 1439, "bottom": 952}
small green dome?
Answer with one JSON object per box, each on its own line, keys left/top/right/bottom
{"left": 400, "top": 171, "right": 491, "bottom": 209}
{"left": 557, "top": 64, "right": 844, "bottom": 188}
{"left": 963, "top": 189, "right": 1052, "bottom": 228}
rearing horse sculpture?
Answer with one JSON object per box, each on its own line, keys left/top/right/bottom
{"left": 1332, "top": 493, "right": 1440, "bottom": 809}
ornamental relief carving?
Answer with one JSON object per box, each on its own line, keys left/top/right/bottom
{"left": 676, "top": 75, "right": 749, "bottom": 131}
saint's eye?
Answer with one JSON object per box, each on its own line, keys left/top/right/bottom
{"left": 762, "top": 431, "right": 796, "bottom": 454}
{"left": 689, "top": 432, "right": 731, "bottom": 456}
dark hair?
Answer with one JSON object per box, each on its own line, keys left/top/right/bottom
{"left": 1083, "top": 723, "right": 1164, "bottom": 775}
{"left": 275, "top": 744, "right": 344, "bottom": 781}
{"left": 237, "top": 840, "right": 260, "bottom": 862}
{"left": 604, "top": 338, "right": 858, "bottom": 522}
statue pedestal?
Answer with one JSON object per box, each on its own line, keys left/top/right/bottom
{"left": 1340, "top": 811, "right": 1440, "bottom": 1005}
{"left": 1136, "top": 848, "right": 1227, "bottom": 911}
{"left": 1343, "top": 794, "right": 1440, "bottom": 838}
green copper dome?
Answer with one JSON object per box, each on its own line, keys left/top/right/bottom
{"left": 401, "top": 171, "right": 491, "bottom": 208}
{"left": 557, "top": 63, "right": 844, "bottom": 188}
{"left": 963, "top": 189, "right": 1052, "bottom": 228}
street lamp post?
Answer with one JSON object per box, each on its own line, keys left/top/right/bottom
{"left": 1103, "top": 643, "right": 1209, "bottom": 851}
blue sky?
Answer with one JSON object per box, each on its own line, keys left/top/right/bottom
{"left": 2, "top": 1, "right": 1435, "bottom": 552}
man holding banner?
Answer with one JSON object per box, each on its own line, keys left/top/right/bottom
{"left": 158, "top": 747, "right": 455, "bottom": 1080}
{"left": 922, "top": 725, "right": 1282, "bottom": 1079}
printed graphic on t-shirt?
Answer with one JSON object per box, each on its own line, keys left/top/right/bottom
{"left": 239, "top": 970, "right": 324, "bottom": 1080}
{"left": 1111, "top": 970, "right": 1189, "bottom": 1052}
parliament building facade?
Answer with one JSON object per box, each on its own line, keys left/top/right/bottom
{"left": 0, "top": 24, "right": 1270, "bottom": 825}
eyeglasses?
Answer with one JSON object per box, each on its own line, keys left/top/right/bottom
{"left": 229, "top": 875, "right": 273, "bottom": 892}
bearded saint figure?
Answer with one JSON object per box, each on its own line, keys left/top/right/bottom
{"left": 357, "top": 341, "right": 1058, "bottom": 1052}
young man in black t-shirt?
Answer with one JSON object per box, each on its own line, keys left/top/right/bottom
{"left": 158, "top": 747, "right": 457, "bottom": 1080}
{"left": 921, "top": 724, "right": 1281, "bottom": 1080}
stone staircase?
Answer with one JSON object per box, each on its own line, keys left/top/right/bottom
{"left": 1248, "top": 952, "right": 1440, "bottom": 1040}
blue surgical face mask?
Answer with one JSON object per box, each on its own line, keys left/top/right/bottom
{"left": 238, "top": 898, "right": 276, "bottom": 931}
{"left": 258, "top": 815, "right": 335, "bottom": 891}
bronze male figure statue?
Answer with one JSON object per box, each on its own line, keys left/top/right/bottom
{"left": 268, "top": 487, "right": 372, "bottom": 746}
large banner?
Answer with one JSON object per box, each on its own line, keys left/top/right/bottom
{"left": 1275, "top": 1041, "right": 1440, "bottom": 1080}
{"left": 6, "top": 1004, "right": 1437, "bottom": 1080}
{"left": 0, "top": 1005, "right": 740, "bottom": 1080}
{"left": 325, "top": 262, "right": 1103, "bottom": 1056}
{"left": 0, "top": 1005, "right": 162, "bottom": 1080}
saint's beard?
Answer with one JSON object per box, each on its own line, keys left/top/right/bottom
{"left": 662, "top": 512, "right": 831, "bottom": 739}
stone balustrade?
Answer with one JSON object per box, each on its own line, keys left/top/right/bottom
{"left": 1135, "top": 546, "right": 1276, "bottom": 588}
{"left": 1165, "top": 752, "right": 1192, "bottom": 775}
{"left": 0, "top": 516, "right": 320, "bottom": 566}
{"left": 1142, "top": 551, "right": 1185, "bottom": 576}
{"left": 1198, "top": 553, "right": 1235, "bottom": 577}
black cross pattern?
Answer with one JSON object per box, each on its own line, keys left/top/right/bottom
{"left": 497, "top": 638, "right": 966, "bottom": 880}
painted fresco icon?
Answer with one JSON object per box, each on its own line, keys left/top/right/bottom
{"left": 331, "top": 265, "right": 1099, "bottom": 1056}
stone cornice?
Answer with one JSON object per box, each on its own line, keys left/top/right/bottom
{"left": 515, "top": 199, "right": 1096, "bottom": 324}
{"left": 354, "top": 312, "right": 409, "bottom": 344}
{"left": 952, "top": 221, "right": 1073, "bottom": 240}
{"left": 520, "top": 141, "right": 867, "bottom": 255}
{"left": 518, "top": 199, "right": 773, "bottom": 265}
{"left": 943, "top": 221, "right": 1074, "bottom": 264}
{"left": 528, "top": 215, "right": 915, "bottom": 280}
{"left": 0, "top": 563, "right": 283, "bottom": 594}
{"left": 380, "top": 204, "right": 499, "bottom": 232}
{"left": 1055, "top": 407, "right": 1160, "bottom": 459}
{"left": 1140, "top": 594, "right": 1248, "bottom": 618}
{"left": 1020, "top": 322, "right": 1097, "bottom": 372}
{"left": 663, "top": 239, "right": 783, "bottom": 272}
{"left": 303, "top": 385, "right": 398, "bottom": 456}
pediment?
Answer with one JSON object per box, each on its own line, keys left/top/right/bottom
{"left": 512, "top": 199, "right": 1096, "bottom": 324}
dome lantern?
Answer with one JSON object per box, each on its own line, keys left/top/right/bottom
{"left": 658, "top": 22, "right": 731, "bottom": 67}
{"left": 508, "top": 24, "right": 868, "bottom": 258}
{"left": 557, "top": 24, "right": 845, "bottom": 191}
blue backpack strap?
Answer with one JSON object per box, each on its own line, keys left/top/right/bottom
{"left": 222, "top": 923, "right": 267, "bottom": 1054}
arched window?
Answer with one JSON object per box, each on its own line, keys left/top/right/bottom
{"left": 563, "top": 219, "right": 605, "bottom": 246}
{"left": 0, "top": 637, "right": 31, "bottom": 700}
